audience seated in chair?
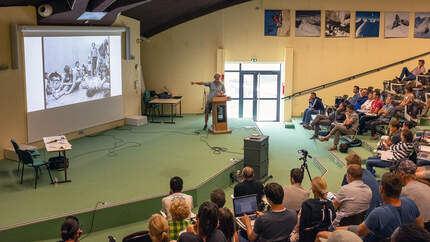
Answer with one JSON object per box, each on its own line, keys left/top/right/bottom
{"left": 376, "top": 120, "right": 402, "bottom": 151}
{"left": 367, "top": 96, "right": 395, "bottom": 139}
{"left": 282, "top": 168, "right": 310, "bottom": 212}
{"left": 335, "top": 172, "right": 424, "bottom": 242}
{"left": 60, "top": 216, "right": 82, "bottom": 242}
{"left": 357, "top": 92, "right": 386, "bottom": 135}
{"left": 396, "top": 160, "right": 430, "bottom": 233}
{"left": 354, "top": 89, "right": 368, "bottom": 110}
{"left": 348, "top": 86, "right": 361, "bottom": 105}
{"left": 241, "top": 183, "right": 297, "bottom": 242}
{"left": 391, "top": 223, "right": 430, "bottom": 242}
{"left": 306, "top": 102, "right": 346, "bottom": 139}
{"left": 299, "top": 177, "right": 336, "bottom": 242}
{"left": 356, "top": 91, "right": 373, "bottom": 113}
{"left": 169, "top": 199, "right": 191, "bottom": 241}
{"left": 394, "top": 86, "right": 415, "bottom": 114}
{"left": 218, "top": 208, "right": 239, "bottom": 242}
{"left": 301, "top": 92, "right": 324, "bottom": 126}
{"left": 234, "top": 167, "right": 264, "bottom": 206}
{"left": 366, "top": 129, "right": 414, "bottom": 175}
{"left": 397, "top": 59, "right": 426, "bottom": 81}
{"left": 332, "top": 165, "right": 372, "bottom": 228}
{"left": 178, "top": 201, "right": 227, "bottom": 242}
{"left": 341, "top": 154, "right": 382, "bottom": 214}
{"left": 149, "top": 214, "right": 169, "bottom": 242}
{"left": 319, "top": 104, "right": 359, "bottom": 151}
{"left": 162, "top": 176, "right": 194, "bottom": 220}
{"left": 210, "top": 189, "right": 226, "bottom": 208}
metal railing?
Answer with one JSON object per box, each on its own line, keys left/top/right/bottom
{"left": 283, "top": 51, "right": 430, "bottom": 100}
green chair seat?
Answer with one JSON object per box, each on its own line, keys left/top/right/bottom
{"left": 27, "top": 158, "right": 48, "bottom": 167}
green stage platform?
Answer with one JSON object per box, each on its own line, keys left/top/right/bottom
{"left": 0, "top": 116, "right": 394, "bottom": 241}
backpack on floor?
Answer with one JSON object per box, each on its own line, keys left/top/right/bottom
{"left": 339, "top": 143, "right": 349, "bottom": 153}
{"left": 347, "top": 139, "right": 362, "bottom": 147}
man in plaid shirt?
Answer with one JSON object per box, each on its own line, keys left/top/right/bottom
{"left": 168, "top": 198, "right": 191, "bottom": 240}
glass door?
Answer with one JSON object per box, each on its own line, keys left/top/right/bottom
{"left": 224, "top": 63, "right": 281, "bottom": 121}
{"left": 240, "top": 72, "right": 280, "bottom": 121}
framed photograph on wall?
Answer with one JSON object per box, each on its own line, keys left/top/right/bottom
{"left": 264, "top": 10, "right": 291, "bottom": 37}
{"left": 385, "top": 12, "right": 409, "bottom": 38}
{"left": 295, "top": 10, "right": 321, "bottom": 37}
{"left": 355, "top": 11, "right": 380, "bottom": 38}
{"left": 414, "top": 12, "right": 430, "bottom": 38}
{"left": 325, "top": 11, "right": 351, "bottom": 37}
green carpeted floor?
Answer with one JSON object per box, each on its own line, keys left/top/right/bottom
{"left": 3, "top": 115, "right": 390, "bottom": 241}
{"left": 0, "top": 115, "right": 258, "bottom": 229}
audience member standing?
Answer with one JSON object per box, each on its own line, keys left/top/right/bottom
{"left": 162, "top": 176, "right": 194, "bottom": 220}
{"left": 242, "top": 183, "right": 297, "bottom": 241}
{"left": 397, "top": 160, "right": 430, "bottom": 232}
{"left": 234, "top": 167, "right": 264, "bottom": 206}
{"left": 282, "top": 168, "right": 310, "bottom": 211}
{"left": 333, "top": 165, "right": 372, "bottom": 227}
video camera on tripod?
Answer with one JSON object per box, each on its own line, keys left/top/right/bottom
{"left": 298, "top": 149, "right": 313, "bottom": 183}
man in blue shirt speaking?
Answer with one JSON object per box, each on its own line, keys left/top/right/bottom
{"left": 191, "top": 73, "right": 225, "bottom": 130}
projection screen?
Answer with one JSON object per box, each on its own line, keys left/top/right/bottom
{"left": 22, "top": 26, "right": 125, "bottom": 142}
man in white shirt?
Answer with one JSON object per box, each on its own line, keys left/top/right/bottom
{"left": 332, "top": 164, "right": 372, "bottom": 227}
{"left": 161, "top": 176, "right": 194, "bottom": 220}
{"left": 398, "top": 59, "right": 426, "bottom": 81}
{"left": 282, "top": 168, "right": 310, "bottom": 212}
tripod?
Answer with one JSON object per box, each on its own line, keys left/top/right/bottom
{"left": 298, "top": 150, "right": 312, "bottom": 183}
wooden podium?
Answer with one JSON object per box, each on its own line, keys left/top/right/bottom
{"left": 209, "top": 96, "right": 232, "bottom": 134}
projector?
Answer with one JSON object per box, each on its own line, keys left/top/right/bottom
{"left": 38, "top": 4, "right": 53, "bottom": 17}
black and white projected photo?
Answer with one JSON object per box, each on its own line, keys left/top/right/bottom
{"left": 43, "top": 36, "right": 111, "bottom": 109}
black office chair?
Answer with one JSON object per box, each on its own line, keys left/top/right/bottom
{"left": 122, "top": 231, "right": 151, "bottom": 242}
{"left": 18, "top": 150, "right": 54, "bottom": 189}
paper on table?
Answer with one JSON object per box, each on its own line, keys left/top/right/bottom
{"left": 420, "top": 145, "right": 430, "bottom": 153}
{"left": 43, "top": 135, "right": 72, "bottom": 151}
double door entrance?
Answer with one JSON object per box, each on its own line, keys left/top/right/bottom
{"left": 225, "top": 69, "right": 281, "bottom": 122}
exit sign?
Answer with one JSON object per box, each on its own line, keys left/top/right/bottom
{"left": 251, "top": 58, "right": 257, "bottom": 62}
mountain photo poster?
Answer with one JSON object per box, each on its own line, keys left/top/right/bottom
{"left": 356, "top": 11, "right": 380, "bottom": 38}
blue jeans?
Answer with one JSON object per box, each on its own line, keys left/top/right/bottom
{"left": 399, "top": 67, "right": 416, "bottom": 81}
{"left": 302, "top": 108, "right": 319, "bottom": 125}
{"left": 366, "top": 156, "right": 392, "bottom": 174}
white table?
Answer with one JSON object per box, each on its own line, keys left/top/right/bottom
{"left": 43, "top": 135, "right": 72, "bottom": 183}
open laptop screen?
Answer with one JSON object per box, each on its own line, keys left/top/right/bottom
{"left": 233, "top": 195, "right": 258, "bottom": 217}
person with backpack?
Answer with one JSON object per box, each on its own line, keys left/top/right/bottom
{"left": 299, "top": 177, "right": 336, "bottom": 242}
